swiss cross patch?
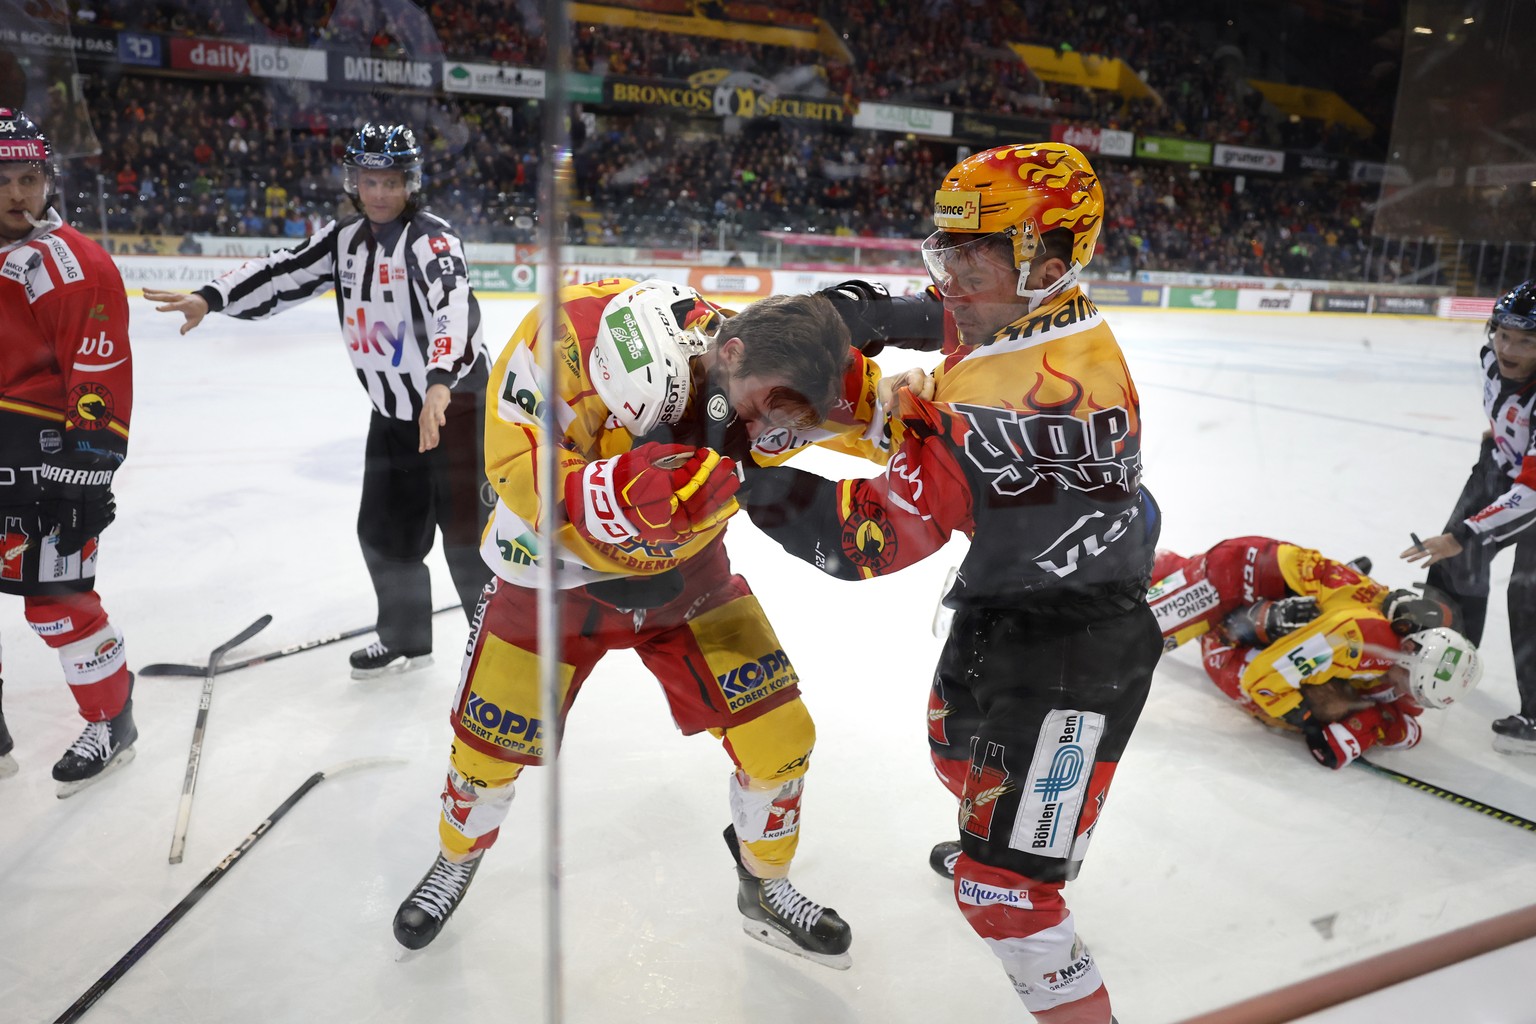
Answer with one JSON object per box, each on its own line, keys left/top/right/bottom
{"left": 428, "top": 236, "right": 451, "bottom": 255}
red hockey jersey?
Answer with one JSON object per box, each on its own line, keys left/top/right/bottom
{"left": 0, "top": 212, "right": 132, "bottom": 478}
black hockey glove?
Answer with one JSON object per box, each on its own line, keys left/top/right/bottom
{"left": 1219, "top": 595, "right": 1319, "bottom": 648}
{"left": 1381, "top": 587, "right": 1454, "bottom": 635}
{"left": 819, "top": 279, "right": 946, "bottom": 357}
{"left": 40, "top": 453, "right": 117, "bottom": 558}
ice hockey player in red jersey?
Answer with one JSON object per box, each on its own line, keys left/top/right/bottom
{"left": 1151, "top": 538, "right": 1482, "bottom": 768}
{"left": 0, "top": 109, "right": 136, "bottom": 795}
{"left": 738, "top": 143, "right": 1162, "bottom": 1024}
{"left": 1404, "top": 279, "right": 1536, "bottom": 755}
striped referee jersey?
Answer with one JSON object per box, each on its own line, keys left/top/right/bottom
{"left": 196, "top": 211, "right": 487, "bottom": 420}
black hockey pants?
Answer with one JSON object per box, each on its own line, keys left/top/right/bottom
{"left": 356, "top": 392, "right": 492, "bottom": 653}
{"left": 1425, "top": 443, "right": 1536, "bottom": 717}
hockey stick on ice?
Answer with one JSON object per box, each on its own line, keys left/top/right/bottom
{"left": 168, "top": 615, "right": 272, "bottom": 865}
{"left": 138, "top": 604, "right": 461, "bottom": 678}
{"left": 56, "top": 757, "right": 404, "bottom": 1023}
{"left": 1355, "top": 757, "right": 1536, "bottom": 832}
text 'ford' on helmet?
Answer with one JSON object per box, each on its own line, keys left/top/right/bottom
{"left": 1489, "top": 279, "right": 1536, "bottom": 335}
{"left": 342, "top": 122, "right": 423, "bottom": 195}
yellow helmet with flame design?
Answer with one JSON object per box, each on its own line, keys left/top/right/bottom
{"left": 927, "top": 143, "right": 1105, "bottom": 275}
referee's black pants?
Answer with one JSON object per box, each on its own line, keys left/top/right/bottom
{"left": 1426, "top": 440, "right": 1536, "bottom": 718}
{"left": 356, "top": 392, "right": 492, "bottom": 654}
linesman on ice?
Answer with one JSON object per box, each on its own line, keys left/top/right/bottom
{"left": 146, "top": 122, "right": 493, "bottom": 677}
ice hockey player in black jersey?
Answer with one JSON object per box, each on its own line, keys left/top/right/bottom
{"left": 146, "top": 123, "right": 492, "bottom": 678}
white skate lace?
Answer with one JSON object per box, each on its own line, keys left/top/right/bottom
{"left": 64, "top": 720, "right": 112, "bottom": 761}
{"left": 362, "top": 641, "right": 390, "bottom": 659}
{"left": 410, "top": 857, "right": 476, "bottom": 920}
{"left": 761, "top": 877, "right": 825, "bottom": 931}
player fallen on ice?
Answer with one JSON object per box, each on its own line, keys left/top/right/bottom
{"left": 393, "top": 278, "right": 902, "bottom": 969}
{"left": 0, "top": 109, "right": 137, "bottom": 796}
{"left": 1151, "top": 538, "right": 1482, "bottom": 767}
{"left": 145, "top": 122, "right": 492, "bottom": 680}
{"left": 735, "top": 143, "right": 1162, "bottom": 1024}
{"left": 1405, "top": 279, "right": 1536, "bottom": 756}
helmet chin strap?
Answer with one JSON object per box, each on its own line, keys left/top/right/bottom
{"left": 1014, "top": 262, "right": 1082, "bottom": 313}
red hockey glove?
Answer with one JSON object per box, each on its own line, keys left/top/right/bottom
{"left": 566, "top": 442, "right": 740, "bottom": 547}
{"left": 1376, "top": 700, "right": 1424, "bottom": 751}
{"left": 1306, "top": 720, "right": 1366, "bottom": 770}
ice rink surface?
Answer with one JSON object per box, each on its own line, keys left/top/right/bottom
{"left": 3, "top": 295, "right": 1533, "bottom": 1023}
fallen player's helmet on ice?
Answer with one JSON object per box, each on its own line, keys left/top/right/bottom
{"left": 1398, "top": 627, "right": 1482, "bottom": 709}
{"left": 342, "top": 122, "right": 423, "bottom": 196}
{"left": 590, "top": 279, "right": 722, "bottom": 435}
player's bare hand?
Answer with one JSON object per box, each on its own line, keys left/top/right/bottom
{"left": 143, "top": 289, "right": 209, "bottom": 335}
{"left": 1400, "top": 532, "right": 1460, "bottom": 567}
{"left": 1302, "top": 679, "right": 1374, "bottom": 723}
{"left": 877, "top": 367, "right": 935, "bottom": 408}
{"left": 418, "top": 383, "right": 452, "bottom": 452}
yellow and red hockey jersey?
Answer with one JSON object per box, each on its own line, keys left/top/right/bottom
{"left": 743, "top": 285, "right": 1157, "bottom": 607}
{"left": 1235, "top": 555, "right": 1399, "bottom": 719}
{"left": 478, "top": 279, "right": 887, "bottom": 587}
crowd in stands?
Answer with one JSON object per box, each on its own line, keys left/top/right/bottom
{"left": 52, "top": 0, "right": 1527, "bottom": 288}
{"left": 70, "top": 0, "right": 1385, "bottom": 159}
{"left": 73, "top": 73, "right": 544, "bottom": 243}
{"left": 63, "top": 65, "right": 1399, "bottom": 284}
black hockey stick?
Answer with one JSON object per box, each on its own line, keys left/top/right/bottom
{"left": 55, "top": 758, "right": 402, "bottom": 1023}
{"left": 1355, "top": 757, "right": 1536, "bottom": 832}
{"left": 168, "top": 615, "right": 272, "bottom": 865}
{"left": 139, "top": 604, "right": 461, "bottom": 678}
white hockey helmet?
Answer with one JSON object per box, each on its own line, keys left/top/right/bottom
{"left": 1399, "top": 627, "right": 1482, "bottom": 709}
{"left": 589, "top": 279, "right": 721, "bottom": 435}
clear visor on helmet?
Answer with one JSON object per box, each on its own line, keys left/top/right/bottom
{"left": 343, "top": 164, "right": 422, "bottom": 195}
{"left": 921, "top": 225, "right": 1044, "bottom": 300}
{"left": 920, "top": 228, "right": 1026, "bottom": 298}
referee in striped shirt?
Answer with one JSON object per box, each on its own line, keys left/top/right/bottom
{"left": 147, "top": 123, "right": 492, "bottom": 678}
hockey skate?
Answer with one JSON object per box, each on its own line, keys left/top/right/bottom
{"left": 393, "top": 852, "right": 482, "bottom": 950}
{"left": 724, "top": 825, "right": 852, "bottom": 970}
{"left": 350, "top": 641, "right": 433, "bottom": 680}
{"left": 52, "top": 687, "right": 137, "bottom": 798}
{"left": 0, "top": 679, "right": 16, "bottom": 780}
{"left": 929, "top": 839, "right": 962, "bottom": 881}
{"left": 1492, "top": 714, "right": 1536, "bottom": 756}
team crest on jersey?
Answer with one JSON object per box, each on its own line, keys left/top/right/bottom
{"left": 839, "top": 497, "right": 898, "bottom": 572}
{"left": 66, "top": 383, "right": 113, "bottom": 431}
{"left": 960, "top": 739, "right": 1014, "bottom": 841}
